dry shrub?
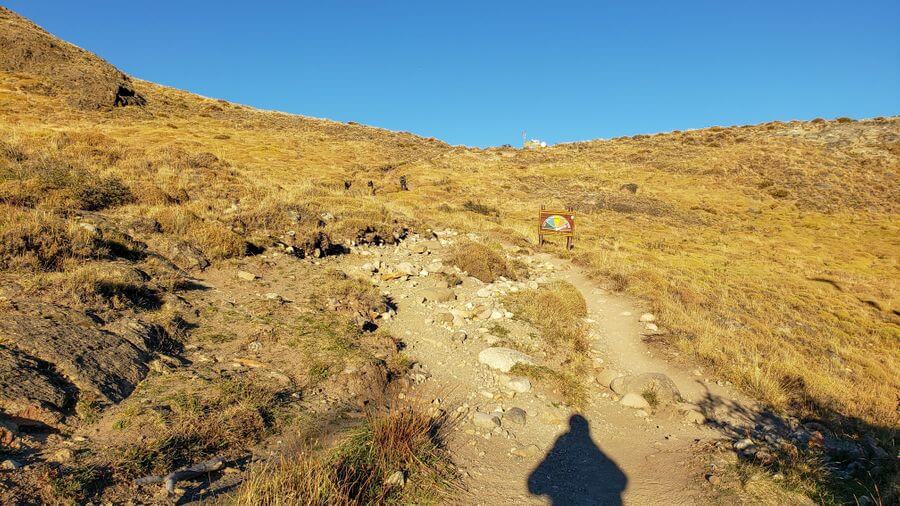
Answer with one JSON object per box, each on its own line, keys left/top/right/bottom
{"left": 448, "top": 240, "right": 516, "bottom": 282}
{"left": 234, "top": 405, "right": 456, "bottom": 505}
{"left": 510, "top": 363, "right": 586, "bottom": 407}
{"left": 148, "top": 206, "right": 246, "bottom": 259}
{"left": 110, "top": 378, "right": 280, "bottom": 480}
{"left": 504, "top": 281, "right": 588, "bottom": 350}
{"left": 30, "top": 263, "right": 160, "bottom": 311}
{"left": 0, "top": 207, "right": 104, "bottom": 271}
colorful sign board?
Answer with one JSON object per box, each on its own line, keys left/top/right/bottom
{"left": 538, "top": 207, "right": 575, "bottom": 249}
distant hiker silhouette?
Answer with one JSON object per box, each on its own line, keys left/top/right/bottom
{"left": 528, "top": 414, "right": 627, "bottom": 505}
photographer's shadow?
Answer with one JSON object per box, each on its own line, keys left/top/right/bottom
{"left": 527, "top": 414, "right": 627, "bottom": 505}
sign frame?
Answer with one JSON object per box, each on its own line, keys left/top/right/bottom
{"left": 538, "top": 205, "right": 575, "bottom": 250}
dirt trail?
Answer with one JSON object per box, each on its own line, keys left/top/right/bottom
{"left": 340, "top": 231, "right": 756, "bottom": 505}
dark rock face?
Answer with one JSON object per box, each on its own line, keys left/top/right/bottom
{"left": 0, "top": 302, "right": 153, "bottom": 427}
{"left": 0, "top": 7, "right": 146, "bottom": 109}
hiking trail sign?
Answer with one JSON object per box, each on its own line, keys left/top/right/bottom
{"left": 538, "top": 205, "right": 575, "bottom": 250}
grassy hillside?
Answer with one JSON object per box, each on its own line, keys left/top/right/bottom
{"left": 0, "top": 5, "right": 897, "bottom": 503}
{"left": 2, "top": 43, "right": 897, "bottom": 429}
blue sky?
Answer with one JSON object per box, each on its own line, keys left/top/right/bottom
{"left": 5, "top": 1, "right": 899, "bottom": 147}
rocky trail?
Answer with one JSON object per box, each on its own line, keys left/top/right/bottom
{"left": 333, "top": 230, "right": 762, "bottom": 505}
{"left": 2, "top": 227, "right": 813, "bottom": 505}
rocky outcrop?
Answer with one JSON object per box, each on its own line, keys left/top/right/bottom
{"left": 0, "top": 6, "right": 145, "bottom": 109}
{"left": 0, "top": 302, "right": 155, "bottom": 428}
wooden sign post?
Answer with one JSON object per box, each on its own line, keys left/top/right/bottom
{"left": 538, "top": 205, "right": 575, "bottom": 250}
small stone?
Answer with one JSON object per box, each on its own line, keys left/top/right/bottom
{"left": 421, "top": 287, "right": 456, "bottom": 303}
{"left": 639, "top": 313, "right": 656, "bottom": 322}
{"left": 597, "top": 369, "right": 624, "bottom": 389}
{"left": 506, "top": 376, "right": 531, "bottom": 393}
{"left": 490, "top": 310, "right": 504, "bottom": 320}
{"left": 511, "top": 444, "right": 540, "bottom": 458}
{"left": 396, "top": 262, "right": 417, "bottom": 276}
{"left": 473, "top": 412, "right": 501, "bottom": 429}
{"left": 237, "top": 270, "right": 257, "bottom": 281}
{"left": 1, "top": 459, "right": 21, "bottom": 470}
{"left": 476, "top": 287, "right": 493, "bottom": 298}
{"left": 734, "top": 438, "right": 754, "bottom": 451}
{"left": 503, "top": 407, "right": 527, "bottom": 426}
{"left": 706, "top": 474, "right": 721, "bottom": 485}
{"left": 620, "top": 392, "right": 651, "bottom": 409}
{"left": 477, "top": 347, "right": 535, "bottom": 372}
{"left": 645, "top": 323, "right": 659, "bottom": 332}
{"left": 451, "top": 331, "right": 468, "bottom": 343}
{"left": 435, "top": 312, "right": 454, "bottom": 325}
{"left": 385, "top": 470, "right": 406, "bottom": 487}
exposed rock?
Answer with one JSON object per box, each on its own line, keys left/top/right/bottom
{"left": 609, "top": 372, "right": 681, "bottom": 405}
{"left": 320, "top": 360, "right": 388, "bottom": 407}
{"left": 639, "top": 313, "right": 656, "bottom": 322}
{"left": 511, "top": 444, "right": 540, "bottom": 458}
{"left": 620, "top": 392, "right": 651, "bottom": 409}
{"left": 0, "top": 303, "right": 150, "bottom": 413}
{"left": 0, "top": 345, "right": 71, "bottom": 427}
{"left": 237, "top": 270, "right": 258, "bottom": 281}
{"left": 435, "top": 312, "right": 454, "bottom": 325}
{"left": 421, "top": 287, "right": 456, "bottom": 303}
{"left": 477, "top": 347, "right": 535, "bottom": 372}
{"left": 450, "top": 331, "right": 468, "bottom": 343}
{"left": 385, "top": 470, "right": 406, "bottom": 487}
{"left": 1, "top": 459, "right": 22, "bottom": 470}
{"left": 503, "top": 407, "right": 527, "bottom": 426}
{"left": 171, "top": 242, "right": 210, "bottom": 271}
{"left": 734, "top": 438, "right": 754, "bottom": 451}
{"left": 473, "top": 412, "right": 501, "bottom": 429}
{"left": 596, "top": 369, "right": 624, "bottom": 389}
{"left": 506, "top": 376, "right": 532, "bottom": 393}
{"left": 396, "top": 262, "right": 417, "bottom": 276}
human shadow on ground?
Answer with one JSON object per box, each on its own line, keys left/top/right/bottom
{"left": 527, "top": 414, "right": 627, "bottom": 505}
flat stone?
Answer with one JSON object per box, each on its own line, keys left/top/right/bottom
{"left": 511, "top": 444, "right": 540, "bottom": 458}
{"left": 477, "top": 347, "right": 535, "bottom": 372}
{"left": 435, "top": 312, "right": 454, "bottom": 325}
{"left": 237, "top": 270, "right": 257, "bottom": 281}
{"left": 609, "top": 372, "right": 681, "bottom": 405}
{"left": 396, "top": 262, "right": 417, "bottom": 276}
{"left": 421, "top": 288, "right": 456, "bottom": 303}
{"left": 473, "top": 412, "right": 501, "bottom": 429}
{"left": 506, "top": 376, "right": 532, "bottom": 393}
{"left": 596, "top": 369, "right": 624, "bottom": 389}
{"left": 620, "top": 392, "right": 651, "bottom": 409}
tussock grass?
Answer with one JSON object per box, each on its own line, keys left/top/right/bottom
{"left": 233, "top": 404, "right": 457, "bottom": 505}
{"left": 510, "top": 363, "right": 586, "bottom": 407}
{"left": 504, "top": 281, "right": 588, "bottom": 351}
{"left": 0, "top": 206, "right": 104, "bottom": 271}
{"left": 448, "top": 240, "right": 517, "bottom": 283}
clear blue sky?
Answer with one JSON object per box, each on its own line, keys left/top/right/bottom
{"left": 5, "top": 1, "right": 899, "bottom": 147}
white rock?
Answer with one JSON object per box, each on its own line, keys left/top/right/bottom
{"left": 396, "top": 262, "right": 417, "bottom": 276}
{"left": 476, "top": 287, "right": 493, "bottom": 298}
{"left": 477, "top": 347, "right": 535, "bottom": 372}
{"left": 385, "top": 470, "right": 406, "bottom": 487}
{"left": 490, "top": 310, "right": 504, "bottom": 320}
{"left": 645, "top": 323, "right": 659, "bottom": 332}
{"left": 639, "top": 313, "right": 656, "bottom": 322}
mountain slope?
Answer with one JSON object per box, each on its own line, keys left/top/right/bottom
{"left": 0, "top": 7, "right": 897, "bottom": 505}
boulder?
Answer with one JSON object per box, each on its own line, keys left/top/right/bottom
{"left": 609, "top": 372, "right": 681, "bottom": 405}
{"left": 477, "top": 347, "right": 535, "bottom": 372}
{"left": 596, "top": 369, "right": 624, "bottom": 389}
{"left": 620, "top": 392, "right": 651, "bottom": 409}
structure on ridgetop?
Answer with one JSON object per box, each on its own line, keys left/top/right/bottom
{"left": 522, "top": 130, "right": 547, "bottom": 149}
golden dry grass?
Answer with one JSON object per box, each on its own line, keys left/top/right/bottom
{"left": 447, "top": 240, "right": 517, "bottom": 283}
{"left": 0, "top": 56, "right": 897, "bottom": 503}
{"left": 233, "top": 404, "right": 456, "bottom": 505}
